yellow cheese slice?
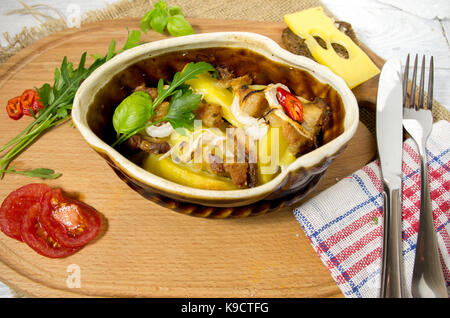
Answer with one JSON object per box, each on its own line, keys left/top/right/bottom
{"left": 284, "top": 7, "right": 380, "bottom": 88}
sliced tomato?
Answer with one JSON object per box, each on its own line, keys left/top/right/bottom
{"left": 21, "top": 89, "right": 44, "bottom": 116}
{"left": 20, "top": 203, "right": 79, "bottom": 258}
{"left": 0, "top": 183, "right": 52, "bottom": 241}
{"left": 39, "top": 189, "right": 101, "bottom": 248}
{"left": 6, "top": 96, "right": 23, "bottom": 120}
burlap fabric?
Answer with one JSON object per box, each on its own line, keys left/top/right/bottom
{"left": 0, "top": 0, "right": 448, "bottom": 298}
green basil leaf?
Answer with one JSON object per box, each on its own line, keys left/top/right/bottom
{"left": 168, "top": 5, "right": 182, "bottom": 16}
{"left": 154, "top": 0, "right": 168, "bottom": 10}
{"left": 113, "top": 91, "right": 153, "bottom": 135}
{"left": 140, "top": 9, "right": 155, "bottom": 33}
{"left": 167, "top": 15, "right": 194, "bottom": 37}
{"left": 150, "top": 8, "right": 168, "bottom": 34}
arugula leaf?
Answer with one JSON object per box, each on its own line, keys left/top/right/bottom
{"left": 120, "top": 29, "right": 142, "bottom": 52}
{"left": 152, "top": 61, "right": 216, "bottom": 108}
{"left": 112, "top": 62, "right": 216, "bottom": 146}
{"left": 106, "top": 39, "right": 116, "bottom": 61}
{"left": 180, "top": 61, "right": 218, "bottom": 81}
{"left": 4, "top": 166, "right": 62, "bottom": 179}
{"left": 0, "top": 29, "right": 143, "bottom": 179}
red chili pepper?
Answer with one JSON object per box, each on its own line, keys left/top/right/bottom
{"left": 6, "top": 96, "right": 23, "bottom": 120}
{"left": 21, "top": 89, "right": 43, "bottom": 116}
{"left": 276, "top": 87, "right": 304, "bottom": 123}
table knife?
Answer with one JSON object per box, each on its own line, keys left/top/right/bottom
{"left": 376, "top": 58, "right": 405, "bottom": 298}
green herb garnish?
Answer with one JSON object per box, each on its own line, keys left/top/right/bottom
{"left": 111, "top": 61, "right": 217, "bottom": 147}
{"left": 120, "top": 28, "right": 142, "bottom": 52}
{"left": 3, "top": 166, "right": 62, "bottom": 179}
{"left": 0, "top": 30, "right": 142, "bottom": 179}
{"left": 140, "top": 0, "right": 194, "bottom": 37}
{"left": 165, "top": 89, "right": 202, "bottom": 131}
{"left": 113, "top": 91, "right": 154, "bottom": 136}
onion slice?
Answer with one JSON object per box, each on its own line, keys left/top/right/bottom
{"left": 145, "top": 122, "right": 174, "bottom": 138}
{"left": 230, "top": 95, "right": 268, "bottom": 140}
{"left": 263, "top": 83, "right": 290, "bottom": 110}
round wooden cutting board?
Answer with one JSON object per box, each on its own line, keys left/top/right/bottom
{"left": 0, "top": 18, "right": 377, "bottom": 298}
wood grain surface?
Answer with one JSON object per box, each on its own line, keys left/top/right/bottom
{"left": 0, "top": 18, "right": 377, "bottom": 297}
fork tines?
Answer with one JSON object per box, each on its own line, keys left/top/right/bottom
{"left": 403, "top": 54, "right": 434, "bottom": 111}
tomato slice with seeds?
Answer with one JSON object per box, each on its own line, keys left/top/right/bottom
{"left": 39, "top": 189, "right": 101, "bottom": 248}
{"left": 6, "top": 96, "right": 23, "bottom": 120}
{"left": 0, "top": 183, "right": 52, "bottom": 241}
{"left": 21, "top": 89, "right": 44, "bottom": 116}
{"left": 20, "top": 203, "right": 79, "bottom": 258}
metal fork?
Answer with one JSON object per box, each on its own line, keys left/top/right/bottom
{"left": 402, "top": 54, "right": 447, "bottom": 298}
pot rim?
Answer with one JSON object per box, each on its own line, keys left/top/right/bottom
{"left": 72, "top": 31, "right": 359, "bottom": 201}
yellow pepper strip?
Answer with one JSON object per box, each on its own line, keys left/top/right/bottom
{"left": 257, "top": 127, "right": 296, "bottom": 185}
{"left": 143, "top": 153, "right": 237, "bottom": 190}
{"left": 186, "top": 73, "right": 243, "bottom": 127}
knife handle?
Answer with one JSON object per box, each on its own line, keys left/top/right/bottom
{"left": 380, "top": 187, "right": 404, "bottom": 298}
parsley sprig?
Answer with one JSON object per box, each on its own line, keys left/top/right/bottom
{"left": 112, "top": 61, "right": 217, "bottom": 147}
{"left": 0, "top": 30, "right": 142, "bottom": 179}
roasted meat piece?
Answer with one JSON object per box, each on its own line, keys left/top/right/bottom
{"left": 123, "top": 134, "right": 170, "bottom": 155}
{"left": 302, "top": 97, "right": 331, "bottom": 136}
{"left": 264, "top": 110, "right": 315, "bottom": 156}
{"left": 207, "top": 133, "right": 259, "bottom": 189}
{"left": 194, "top": 102, "right": 224, "bottom": 128}
{"left": 218, "top": 74, "right": 253, "bottom": 91}
{"left": 236, "top": 86, "right": 270, "bottom": 118}
{"left": 134, "top": 84, "right": 158, "bottom": 101}
{"left": 151, "top": 101, "right": 170, "bottom": 122}
{"left": 223, "top": 162, "right": 249, "bottom": 188}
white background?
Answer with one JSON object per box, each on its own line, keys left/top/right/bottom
{"left": 0, "top": 0, "right": 449, "bottom": 297}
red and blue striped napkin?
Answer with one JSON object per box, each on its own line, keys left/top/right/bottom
{"left": 294, "top": 120, "right": 449, "bottom": 298}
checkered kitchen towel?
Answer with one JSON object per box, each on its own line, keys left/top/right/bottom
{"left": 294, "top": 120, "right": 450, "bottom": 298}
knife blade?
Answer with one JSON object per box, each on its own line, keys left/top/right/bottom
{"left": 376, "top": 58, "right": 404, "bottom": 298}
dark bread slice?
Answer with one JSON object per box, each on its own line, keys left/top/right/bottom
{"left": 282, "top": 21, "right": 359, "bottom": 61}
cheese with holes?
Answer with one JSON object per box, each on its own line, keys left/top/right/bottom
{"left": 284, "top": 7, "right": 380, "bottom": 88}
